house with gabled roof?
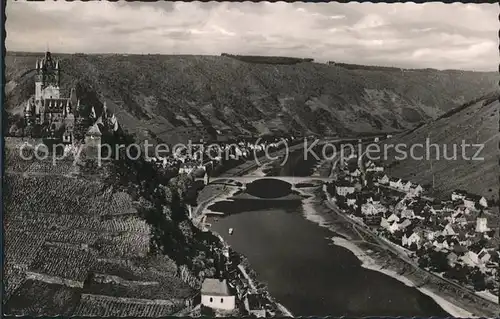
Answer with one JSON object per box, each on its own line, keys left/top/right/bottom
{"left": 433, "top": 236, "right": 450, "bottom": 251}
{"left": 451, "top": 189, "right": 468, "bottom": 201}
{"left": 381, "top": 213, "right": 401, "bottom": 231}
{"left": 361, "top": 202, "right": 387, "bottom": 216}
{"left": 346, "top": 192, "right": 357, "bottom": 207}
{"left": 460, "top": 251, "right": 480, "bottom": 268}
{"left": 401, "top": 208, "right": 415, "bottom": 219}
{"left": 401, "top": 180, "right": 413, "bottom": 192}
{"left": 366, "top": 161, "right": 384, "bottom": 172}
{"left": 463, "top": 196, "right": 476, "bottom": 210}
{"left": 201, "top": 278, "right": 236, "bottom": 311}
{"left": 402, "top": 231, "right": 422, "bottom": 249}
{"left": 389, "top": 177, "right": 402, "bottom": 189}
{"left": 398, "top": 218, "right": 412, "bottom": 230}
{"left": 409, "top": 184, "right": 424, "bottom": 197}
{"left": 477, "top": 248, "right": 491, "bottom": 264}
{"left": 466, "top": 194, "right": 488, "bottom": 208}
{"left": 441, "top": 223, "right": 456, "bottom": 236}
{"left": 335, "top": 180, "right": 356, "bottom": 197}
{"left": 378, "top": 174, "right": 390, "bottom": 185}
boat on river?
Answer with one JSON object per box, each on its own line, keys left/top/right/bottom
{"left": 229, "top": 228, "right": 234, "bottom": 235}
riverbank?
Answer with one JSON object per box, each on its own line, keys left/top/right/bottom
{"left": 192, "top": 145, "right": 494, "bottom": 317}
{"left": 309, "top": 163, "right": 498, "bottom": 317}
{"left": 192, "top": 151, "right": 297, "bottom": 316}
{"left": 194, "top": 175, "right": 295, "bottom": 317}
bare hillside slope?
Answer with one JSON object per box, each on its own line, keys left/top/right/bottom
{"left": 5, "top": 52, "right": 497, "bottom": 143}
{"left": 383, "top": 92, "right": 499, "bottom": 200}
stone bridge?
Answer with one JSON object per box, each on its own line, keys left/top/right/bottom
{"left": 195, "top": 175, "right": 333, "bottom": 186}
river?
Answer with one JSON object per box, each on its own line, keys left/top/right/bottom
{"left": 205, "top": 148, "right": 450, "bottom": 317}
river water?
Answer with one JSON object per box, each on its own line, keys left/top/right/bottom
{"left": 206, "top": 149, "right": 449, "bottom": 317}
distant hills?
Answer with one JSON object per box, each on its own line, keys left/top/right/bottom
{"left": 5, "top": 52, "right": 498, "bottom": 144}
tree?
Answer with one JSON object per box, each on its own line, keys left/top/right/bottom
{"left": 409, "top": 242, "right": 418, "bottom": 251}
{"left": 428, "top": 250, "right": 449, "bottom": 272}
{"left": 418, "top": 255, "right": 430, "bottom": 269}
{"left": 470, "top": 269, "right": 486, "bottom": 291}
{"left": 444, "top": 264, "right": 468, "bottom": 284}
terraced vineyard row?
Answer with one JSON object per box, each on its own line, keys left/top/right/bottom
{"left": 87, "top": 191, "right": 139, "bottom": 217}
{"left": 91, "top": 257, "right": 178, "bottom": 283}
{"left": 5, "top": 229, "right": 48, "bottom": 270}
{"left": 83, "top": 281, "right": 171, "bottom": 301}
{"left": 25, "top": 161, "right": 76, "bottom": 175}
{"left": 5, "top": 175, "right": 106, "bottom": 216}
{"left": 45, "top": 229, "right": 100, "bottom": 246}
{"left": 99, "top": 217, "right": 150, "bottom": 234}
{"left": 74, "top": 294, "right": 184, "bottom": 317}
{"left": 94, "top": 233, "right": 151, "bottom": 258}
{"left": 29, "top": 244, "right": 97, "bottom": 283}
{"left": 6, "top": 212, "right": 102, "bottom": 231}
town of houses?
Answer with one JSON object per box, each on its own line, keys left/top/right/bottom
{"left": 145, "top": 137, "right": 296, "bottom": 178}
{"left": 328, "top": 156, "right": 499, "bottom": 299}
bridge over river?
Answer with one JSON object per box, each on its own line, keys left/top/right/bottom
{"left": 194, "top": 175, "right": 333, "bottom": 186}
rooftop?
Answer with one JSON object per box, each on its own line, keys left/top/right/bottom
{"left": 201, "top": 278, "right": 232, "bottom": 297}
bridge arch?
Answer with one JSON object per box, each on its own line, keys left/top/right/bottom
{"left": 195, "top": 175, "right": 332, "bottom": 186}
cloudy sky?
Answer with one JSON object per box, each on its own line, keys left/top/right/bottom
{"left": 6, "top": 1, "right": 497, "bottom": 71}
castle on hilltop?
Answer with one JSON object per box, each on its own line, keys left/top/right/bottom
{"left": 24, "top": 51, "right": 77, "bottom": 144}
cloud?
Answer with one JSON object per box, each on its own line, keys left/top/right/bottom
{"left": 5, "top": 1, "right": 497, "bottom": 71}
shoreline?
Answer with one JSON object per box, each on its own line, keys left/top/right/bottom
{"left": 201, "top": 181, "right": 472, "bottom": 318}
{"left": 193, "top": 154, "right": 494, "bottom": 317}
{"left": 197, "top": 184, "right": 295, "bottom": 317}
{"left": 330, "top": 236, "right": 474, "bottom": 318}
{"left": 194, "top": 162, "right": 295, "bottom": 317}
{"left": 301, "top": 189, "right": 476, "bottom": 318}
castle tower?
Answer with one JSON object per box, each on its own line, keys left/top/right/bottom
{"left": 35, "top": 51, "right": 61, "bottom": 103}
